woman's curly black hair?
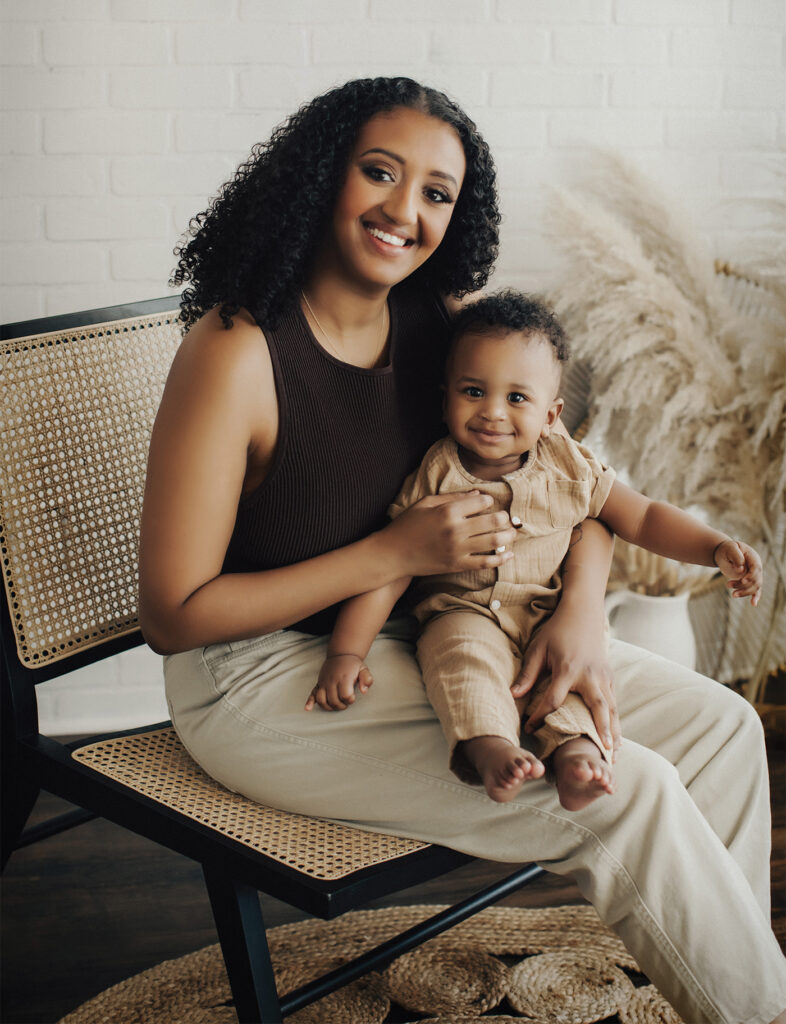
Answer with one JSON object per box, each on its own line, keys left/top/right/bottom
{"left": 171, "top": 77, "right": 500, "bottom": 331}
{"left": 449, "top": 289, "right": 570, "bottom": 364}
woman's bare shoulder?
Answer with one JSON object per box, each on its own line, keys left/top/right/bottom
{"left": 175, "top": 306, "right": 270, "bottom": 381}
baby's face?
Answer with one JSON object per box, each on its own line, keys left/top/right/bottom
{"left": 443, "top": 329, "right": 562, "bottom": 476}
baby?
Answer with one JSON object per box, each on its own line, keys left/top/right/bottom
{"left": 307, "top": 290, "right": 762, "bottom": 810}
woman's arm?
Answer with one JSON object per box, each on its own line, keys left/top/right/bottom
{"left": 511, "top": 517, "right": 620, "bottom": 756}
{"left": 138, "top": 311, "right": 516, "bottom": 655}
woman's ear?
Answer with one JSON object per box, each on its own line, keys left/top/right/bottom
{"left": 540, "top": 396, "right": 564, "bottom": 438}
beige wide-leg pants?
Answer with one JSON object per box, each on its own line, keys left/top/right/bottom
{"left": 164, "top": 619, "right": 786, "bottom": 1024}
{"left": 416, "top": 610, "right": 613, "bottom": 783}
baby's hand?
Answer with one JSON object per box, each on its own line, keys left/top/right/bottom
{"left": 305, "top": 654, "right": 373, "bottom": 711}
{"left": 714, "top": 539, "right": 763, "bottom": 607}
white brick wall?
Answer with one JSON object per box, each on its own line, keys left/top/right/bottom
{"left": 1, "top": 0, "right": 783, "bottom": 734}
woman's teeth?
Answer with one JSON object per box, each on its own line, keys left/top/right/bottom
{"left": 366, "top": 226, "right": 408, "bottom": 247}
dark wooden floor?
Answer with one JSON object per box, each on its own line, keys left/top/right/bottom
{"left": 2, "top": 730, "right": 784, "bottom": 1024}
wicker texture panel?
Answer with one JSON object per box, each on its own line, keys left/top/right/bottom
{"left": 0, "top": 313, "right": 182, "bottom": 666}
{"left": 71, "top": 727, "right": 427, "bottom": 879}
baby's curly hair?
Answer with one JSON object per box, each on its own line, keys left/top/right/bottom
{"left": 172, "top": 77, "right": 500, "bottom": 331}
{"left": 450, "top": 289, "right": 570, "bottom": 363}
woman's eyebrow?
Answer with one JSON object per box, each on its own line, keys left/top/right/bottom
{"left": 358, "top": 147, "right": 459, "bottom": 188}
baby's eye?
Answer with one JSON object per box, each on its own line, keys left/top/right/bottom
{"left": 508, "top": 392, "right": 527, "bottom": 404}
{"left": 362, "top": 165, "right": 394, "bottom": 183}
{"left": 463, "top": 386, "right": 484, "bottom": 398}
{"left": 424, "top": 186, "right": 453, "bottom": 204}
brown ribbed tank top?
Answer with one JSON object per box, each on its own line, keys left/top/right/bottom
{"left": 222, "top": 279, "right": 451, "bottom": 634}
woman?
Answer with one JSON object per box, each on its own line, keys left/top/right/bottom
{"left": 138, "top": 77, "right": 786, "bottom": 1023}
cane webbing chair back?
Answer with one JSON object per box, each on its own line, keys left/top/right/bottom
{"left": 1, "top": 306, "right": 182, "bottom": 668}
{"left": 1, "top": 297, "right": 543, "bottom": 1023}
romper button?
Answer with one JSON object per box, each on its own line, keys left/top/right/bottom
{"left": 511, "top": 515, "right": 522, "bottom": 526}
{"left": 490, "top": 599, "right": 501, "bottom": 611}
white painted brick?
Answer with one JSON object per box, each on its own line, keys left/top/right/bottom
{"left": 44, "top": 281, "right": 180, "bottom": 317}
{"left": 721, "top": 153, "right": 784, "bottom": 192}
{"left": 175, "top": 111, "right": 287, "bottom": 154}
{"left": 0, "top": 113, "right": 40, "bottom": 154}
{"left": 496, "top": 0, "right": 611, "bottom": 23}
{"left": 0, "top": 243, "right": 106, "bottom": 284}
{"left": 431, "top": 25, "right": 547, "bottom": 65}
{"left": 622, "top": 149, "right": 723, "bottom": 194}
{"left": 46, "top": 198, "right": 169, "bottom": 241}
{"left": 0, "top": 285, "right": 44, "bottom": 323}
{"left": 610, "top": 68, "right": 722, "bottom": 107}
{"left": 666, "top": 111, "right": 777, "bottom": 149}
{"left": 614, "top": 0, "right": 726, "bottom": 26}
{"left": 778, "top": 115, "right": 786, "bottom": 149}
{"left": 371, "top": 0, "right": 490, "bottom": 19}
{"left": 0, "top": 68, "right": 106, "bottom": 110}
{"left": 116, "top": 645, "right": 164, "bottom": 686}
{"left": 111, "top": 155, "right": 233, "bottom": 197}
{"left": 672, "top": 27, "right": 780, "bottom": 65}
{"left": 731, "top": 0, "right": 786, "bottom": 26}
{"left": 43, "top": 22, "right": 169, "bottom": 66}
{"left": 1, "top": 199, "right": 43, "bottom": 241}
{"left": 1, "top": 156, "right": 105, "bottom": 196}
{"left": 0, "top": 0, "right": 108, "bottom": 20}
{"left": 553, "top": 26, "right": 668, "bottom": 64}
{"left": 473, "top": 108, "right": 547, "bottom": 151}
{"left": 549, "top": 108, "right": 665, "bottom": 148}
{"left": 491, "top": 70, "right": 605, "bottom": 107}
{"left": 494, "top": 149, "right": 562, "bottom": 194}
{"left": 724, "top": 70, "right": 786, "bottom": 109}
{"left": 111, "top": 0, "right": 228, "bottom": 18}
{"left": 175, "top": 23, "right": 307, "bottom": 65}
{"left": 312, "top": 25, "right": 429, "bottom": 65}
{"left": 45, "top": 112, "right": 169, "bottom": 154}
{"left": 111, "top": 242, "right": 175, "bottom": 281}
{"left": 0, "top": 24, "right": 39, "bottom": 65}
{"left": 111, "top": 67, "right": 231, "bottom": 109}
{"left": 238, "top": 66, "right": 355, "bottom": 110}
{"left": 242, "top": 0, "right": 366, "bottom": 20}
{"left": 497, "top": 229, "right": 562, "bottom": 276}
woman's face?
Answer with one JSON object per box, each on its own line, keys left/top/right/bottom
{"left": 323, "top": 106, "right": 467, "bottom": 291}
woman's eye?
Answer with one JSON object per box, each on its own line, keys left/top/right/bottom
{"left": 362, "top": 165, "right": 394, "bottom": 183}
{"left": 425, "top": 187, "right": 452, "bottom": 204}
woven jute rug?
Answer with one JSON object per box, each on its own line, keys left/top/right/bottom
{"left": 57, "top": 904, "right": 683, "bottom": 1024}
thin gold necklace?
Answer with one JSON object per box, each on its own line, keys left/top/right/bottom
{"left": 301, "top": 290, "right": 388, "bottom": 367}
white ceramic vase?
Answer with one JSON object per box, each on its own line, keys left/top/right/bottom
{"left": 605, "top": 589, "right": 697, "bottom": 671}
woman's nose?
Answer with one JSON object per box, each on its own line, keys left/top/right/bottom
{"left": 382, "top": 182, "right": 417, "bottom": 225}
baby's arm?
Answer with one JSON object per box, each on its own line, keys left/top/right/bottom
{"left": 305, "top": 576, "right": 412, "bottom": 711}
{"left": 598, "top": 481, "right": 762, "bottom": 605}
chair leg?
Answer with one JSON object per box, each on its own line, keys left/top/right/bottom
{"left": 202, "top": 864, "right": 282, "bottom": 1024}
{"left": 1, "top": 755, "right": 38, "bottom": 870}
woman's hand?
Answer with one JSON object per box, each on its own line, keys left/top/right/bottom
{"left": 511, "top": 603, "right": 621, "bottom": 760}
{"left": 306, "top": 654, "right": 373, "bottom": 711}
{"left": 383, "top": 492, "right": 517, "bottom": 577}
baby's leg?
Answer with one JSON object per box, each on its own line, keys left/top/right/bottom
{"left": 416, "top": 611, "right": 544, "bottom": 803}
{"left": 526, "top": 680, "right": 616, "bottom": 811}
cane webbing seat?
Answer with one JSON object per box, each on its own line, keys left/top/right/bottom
{"left": 1, "top": 297, "right": 545, "bottom": 1024}
{"left": 72, "top": 726, "right": 426, "bottom": 880}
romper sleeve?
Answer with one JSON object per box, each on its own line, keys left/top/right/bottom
{"left": 573, "top": 439, "right": 616, "bottom": 518}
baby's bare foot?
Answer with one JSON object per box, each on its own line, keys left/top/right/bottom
{"left": 552, "top": 736, "right": 615, "bottom": 811}
{"left": 463, "top": 735, "right": 545, "bottom": 803}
